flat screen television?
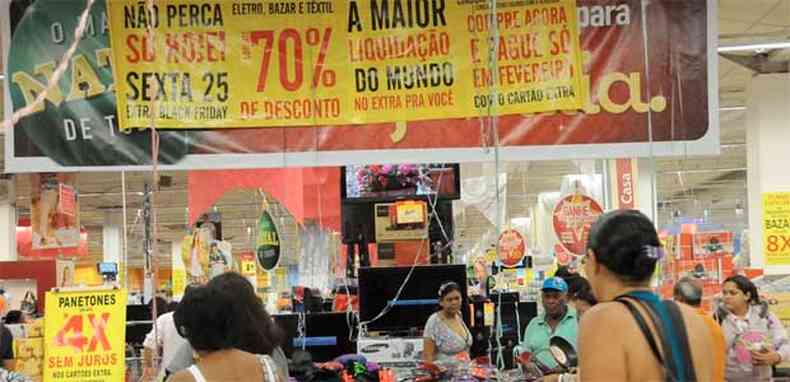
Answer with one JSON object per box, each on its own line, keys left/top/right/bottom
{"left": 341, "top": 163, "right": 460, "bottom": 202}
{"left": 272, "top": 312, "right": 357, "bottom": 362}
{"left": 358, "top": 264, "right": 468, "bottom": 333}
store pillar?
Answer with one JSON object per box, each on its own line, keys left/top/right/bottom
{"left": 0, "top": 177, "right": 17, "bottom": 261}
{"left": 746, "top": 74, "right": 790, "bottom": 273}
{"left": 0, "top": 202, "right": 16, "bottom": 261}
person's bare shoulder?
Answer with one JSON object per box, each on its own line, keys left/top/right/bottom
{"left": 581, "top": 301, "right": 632, "bottom": 327}
{"left": 167, "top": 370, "right": 194, "bottom": 382}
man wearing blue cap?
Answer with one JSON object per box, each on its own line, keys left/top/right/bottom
{"left": 518, "top": 276, "right": 579, "bottom": 373}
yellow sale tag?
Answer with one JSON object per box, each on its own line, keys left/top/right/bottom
{"left": 484, "top": 302, "right": 495, "bottom": 327}
{"left": 241, "top": 259, "right": 257, "bottom": 276}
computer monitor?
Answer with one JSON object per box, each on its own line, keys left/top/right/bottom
{"left": 358, "top": 264, "right": 468, "bottom": 333}
{"left": 97, "top": 262, "right": 118, "bottom": 275}
{"left": 272, "top": 312, "right": 357, "bottom": 362}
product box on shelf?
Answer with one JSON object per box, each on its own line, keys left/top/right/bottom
{"left": 357, "top": 337, "right": 424, "bottom": 365}
{"left": 11, "top": 319, "right": 44, "bottom": 382}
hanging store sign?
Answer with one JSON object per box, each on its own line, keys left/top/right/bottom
{"left": 497, "top": 229, "right": 526, "bottom": 268}
{"left": 105, "top": 0, "right": 583, "bottom": 129}
{"left": 30, "top": 174, "right": 80, "bottom": 250}
{"left": 610, "top": 158, "right": 638, "bottom": 209}
{"left": 4, "top": 0, "right": 717, "bottom": 172}
{"left": 43, "top": 289, "right": 126, "bottom": 382}
{"left": 552, "top": 193, "right": 603, "bottom": 256}
{"left": 763, "top": 192, "right": 790, "bottom": 267}
{"left": 256, "top": 211, "right": 281, "bottom": 271}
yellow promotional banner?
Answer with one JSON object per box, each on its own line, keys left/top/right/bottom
{"left": 107, "top": 0, "right": 583, "bottom": 130}
{"left": 44, "top": 289, "right": 127, "bottom": 382}
{"left": 764, "top": 192, "right": 790, "bottom": 266}
{"left": 172, "top": 238, "right": 189, "bottom": 300}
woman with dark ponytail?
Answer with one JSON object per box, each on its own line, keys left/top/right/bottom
{"left": 578, "top": 210, "right": 715, "bottom": 381}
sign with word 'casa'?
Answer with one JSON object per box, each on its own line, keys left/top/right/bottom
{"left": 764, "top": 192, "right": 790, "bottom": 266}
{"left": 44, "top": 289, "right": 127, "bottom": 382}
{"left": 106, "top": 0, "right": 583, "bottom": 129}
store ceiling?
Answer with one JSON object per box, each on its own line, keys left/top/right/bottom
{"left": 3, "top": 1, "right": 789, "bottom": 269}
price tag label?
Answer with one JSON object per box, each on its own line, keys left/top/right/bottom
{"left": 241, "top": 259, "right": 257, "bottom": 276}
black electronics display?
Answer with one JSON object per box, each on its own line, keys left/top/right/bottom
{"left": 469, "top": 297, "right": 538, "bottom": 369}
{"left": 126, "top": 304, "right": 152, "bottom": 322}
{"left": 341, "top": 163, "right": 461, "bottom": 202}
{"left": 358, "top": 264, "right": 468, "bottom": 333}
{"left": 125, "top": 305, "right": 153, "bottom": 347}
{"left": 272, "top": 312, "right": 357, "bottom": 362}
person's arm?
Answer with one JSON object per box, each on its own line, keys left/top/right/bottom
{"left": 752, "top": 312, "right": 790, "bottom": 366}
{"left": 422, "top": 314, "right": 438, "bottom": 363}
{"left": 579, "top": 305, "right": 626, "bottom": 381}
{"left": 519, "top": 319, "right": 535, "bottom": 353}
{"left": 423, "top": 338, "right": 436, "bottom": 363}
{"left": 141, "top": 319, "right": 162, "bottom": 368}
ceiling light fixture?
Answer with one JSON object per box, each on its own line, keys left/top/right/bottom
{"left": 718, "top": 41, "right": 790, "bottom": 53}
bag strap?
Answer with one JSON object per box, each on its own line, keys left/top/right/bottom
{"left": 258, "top": 354, "right": 278, "bottom": 382}
{"left": 664, "top": 301, "right": 697, "bottom": 381}
{"left": 615, "top": 297, "right": 666, "bottom": 368}
{"left": 637, "top": 298, "right": 681, "bottom": 382}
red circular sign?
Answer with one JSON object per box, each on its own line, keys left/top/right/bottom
{"left": 498, "top": 229, "right": 526, "bottom": 267}
{"left": 553, "top": 194, "right": 604, "bottom": 256}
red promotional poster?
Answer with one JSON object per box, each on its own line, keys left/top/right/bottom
{"left": 553, "top": 194, "right": 604, "bottom": 256}
{"left": 30, "top": 173, "right": 80, "bottom": 250}
{"left": 57, "top": 184, "right": 76, "bottom": 216}
{"left": 555, "top": 244, "right": 574, "bottom": 266}
{"left": 498, "top": 229, "right": 526, "bottom": 268}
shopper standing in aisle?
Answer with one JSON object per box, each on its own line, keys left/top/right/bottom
{"left": 716, "top": 275, "right": 790, "bottom": 382}
{"left": 568, "top": 277, "right": 597, "bottom": 319}
{"left": 518, "top": 277, "right": 578, "bottom": 373}
{"left": 673, "top": 277, "right": 725, "bottom": 382}
{"left": 142, "top": 286, "right": 197, "bottom": 380}
{"left": 167, "top": 273, "right": 286, "bottom": 382}
{"left": 423, "top": 281, "right": 473, "bottom": 363}
{"left": 579, "top": 209, "right": 715, "bottom": 381}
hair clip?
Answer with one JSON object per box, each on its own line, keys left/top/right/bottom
{"left": 643, "top": 245, "right": 664, "bottom": 260}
